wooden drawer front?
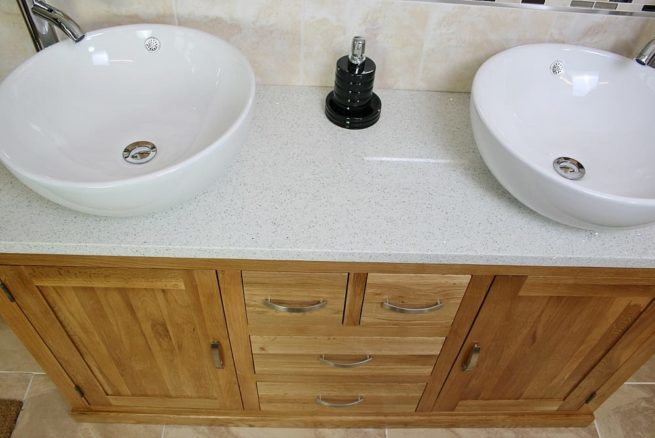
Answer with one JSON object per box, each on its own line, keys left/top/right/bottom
{"left": 242, "top": 271, "right": 348, "bottom": 328}
{"left": 258, "top": 382, "right": 425, "bottom": 413}
{"left": 251, "top": 335, "right": 444, "bottom": 356}
{"left": 361, "top": 274, "right": 470, "bottom": 330}
{"left": 253, "top": 353, "right": 437, "bottom": 379}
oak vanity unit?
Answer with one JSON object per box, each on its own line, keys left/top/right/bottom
{"left": 1, "top": 255, "right": 654, "bottom": 428}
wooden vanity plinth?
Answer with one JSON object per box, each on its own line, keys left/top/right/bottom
{"left": 1, "top": 254, "right": 654, "bottom": 428}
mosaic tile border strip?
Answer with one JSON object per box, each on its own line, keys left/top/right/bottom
{"left": 412, "top": 0, "right": 655, "bottom": 16}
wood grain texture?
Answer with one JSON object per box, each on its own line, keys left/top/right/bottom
{"left": 361, "top": 274, "right": 470, "bottom": 328}
{"left": 250, "top": 336, "right": 444, "bottom": 356}
{"left": 0, "top": 266, "right": 110, "bottom": 406}
{"left": 252, "top": 353, "right": 436, "bottom": 379}
{"left": 417, "top": 275, "right": 493, "bottom": 412}
{"left": 521, "top": 276, "right": 655, "bottom": 297}
{"left": 242, "top": 271, "right": 347, "bottom": 329}
{"left": 455, "top": 399, "right": 562, "bottom": 412}
{"left": 70, "top": 409, "right": 595, "bottom": 427}
{"left": 257, "top": 382, "right": 425, "bottom": 413}
{"left": 4, "top": 253, "right": 655, "bottom": 279}
{"left": 0, "top": 267, "right": 88, "bottom": 409}
{"left": 561, "top": 298, "right": 655, "bottom": 411}
{"left": 433, "top": 275, "right": 651, "bottom": 411}
{"left": 218, "top": 270, "right": 260, "bottom": 411}
{"left": 7, "top": 266, "right": 243, "bottom": 410}
{"left": 343, "top": 273, "right": 367, "bottom": 325}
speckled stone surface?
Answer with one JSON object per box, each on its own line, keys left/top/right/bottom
{"left": 1, "top": 86, "right": 654, "bottom": 267}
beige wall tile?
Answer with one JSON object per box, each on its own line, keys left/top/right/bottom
{"left": 49, "top": 0, "right": 176, "bottom": 30}
{"left": 387, "top": 424, "right": 598, "bottom": 437}
{"left": 629, "top": 354, "right": 655, "bottom": 382}
{"left": 12, "top": 375, "right": 163, "bottom": 438}
{"left": 0, "top": 1, "right": 36, "bottom": 80}
{"left": 302, "top": 0, "right": 432, "bottom": 89}
{"left": 0, "top": 373, "right": 32, "bottom": 400}
{"left": 165, "top": 426, "right": 385, "bottom": 437}
{"left": 418, "top": 3, "right": 556, "bottom": 92}
{"left": 0, "top": 315, "right": 42, "bottom": 373}
{"left": 595, "top": 384, "right": 655, "bottom": 438}
{"left": 176, "top": 0, "right": 303, "bottom": 85}
{"left": 546, "top": 11, "right": 654, "bottom": 57}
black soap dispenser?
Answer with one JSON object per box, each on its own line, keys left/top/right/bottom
{"left": 325, "top": 36, "right": 381, "bottom": 129}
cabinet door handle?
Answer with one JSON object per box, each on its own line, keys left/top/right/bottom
{"left": 315, "top": 395, "right": 364, "bottom": 408}
{"left": 319, "top": 354, "right": 373, "bottom": 368}
{"left": 263, "top": 298, "right": 327, "bottom": 313}
{"left": 382, "top": 298, "right": 443, "bottom": 314}
{"left": 210, "top": 340, "right": 224, "bottom": 369}
{"left": 462, "top": 343, "right": 481, "bottom": 372}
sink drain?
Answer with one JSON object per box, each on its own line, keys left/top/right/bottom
{"left": 123, "top": 141, "right": 157, "bottom": 164}
{"left": 553, "top": 157, "right": 585, "bottom": 180}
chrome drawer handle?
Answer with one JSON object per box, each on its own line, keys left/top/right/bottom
{"left": 319, "top": 354, "right": 373, "bottom": 368}
{"left": 382, "top": 298, "right": 443, "bottom": 314}
{"left": 210, "top": 340, "right": 224, "bottom": 369}
{"left": 263, "top": 298, "right": 327, "bottom": 313}
{"left": 462, "top": 343, "right": 481, "bottom": 372}
{"left": 315, "top": 395, "right": 364, "bottom": 408}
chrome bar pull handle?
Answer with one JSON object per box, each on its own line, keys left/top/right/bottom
{"left": 462, "top": 343, "right": 481, "bottom": 372}
{"left": 319, "top": 354, "right": 373, "bottom": 368}
{"left": 382, "top": 298, "right": 443, "bottom": 314}
{"left": 210, "top": 340, "right": 224, "bottom": 369}
{"left": 263, "top": 298, "right": 327, "bottom": 313}
{"left": 315, "top": 395, "right": 364, "bottom": 408}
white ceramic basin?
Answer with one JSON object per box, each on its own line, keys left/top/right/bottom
{"left": 0, "top": 24, "right": 254, "bottom": 216}
{"left": 471, "top": 44, "right": 655, "bottom": 230}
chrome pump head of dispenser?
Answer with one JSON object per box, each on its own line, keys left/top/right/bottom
{"left": 324, "top": 36, "right": 381, "bottom": 130}
{"left": 349, "top": 36, "right": 366, "bottom": 65}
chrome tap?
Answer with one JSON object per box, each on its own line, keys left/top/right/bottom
{"left": 16, "top": 0, "right": 84, "bottom": 51}
{"left": 636, "top": 38, "right": 655, "bottom": 67}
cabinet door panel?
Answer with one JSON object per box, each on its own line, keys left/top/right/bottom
{"left": 434, "top": 275, "right": 653, "bottom": 411}
{"left": 4, "top": 266, "right": 242, "bottom": 410}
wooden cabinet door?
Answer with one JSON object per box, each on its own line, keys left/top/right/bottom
{"left": 434, "top": 275, "right": 655, "bottom": 412}
{"left": 0, "top": 266, "right": 242, "bottom": 410}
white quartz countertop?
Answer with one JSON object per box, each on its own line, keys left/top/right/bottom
{"left": 1, "top": 86, "right": 654, "bottom": 268}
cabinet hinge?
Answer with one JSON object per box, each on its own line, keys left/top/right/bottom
{"left": 0, "top": 281, "right": 15, "bottom": 302}
{"left": 74, "top": 385, "right": 85, "bottom": 398}
{"left": 585, "top": 391, "right": 597, "bottom": 404}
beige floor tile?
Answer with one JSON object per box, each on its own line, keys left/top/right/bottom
{"left": 0, "top": 315, "right": 42, "bottom": 373}
{"left": 595, "top": 384, "right": 655, "bottom": 438}
{"left": 0, "top": 373, "right": 32, "bottom": 400}
{"left": 386, "top": 424, "right": 598, "bottom": 437}
{"left": 165, "top": 426, "right": 385, "bottom": 437}
{"left": 11, "top": 375, "right": 163, "bottom": 438}
{"left": 628, "top": 354, "right": 655, "bottom": 383}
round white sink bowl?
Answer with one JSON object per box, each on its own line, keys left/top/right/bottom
{"left": 0, "top": 24, "right": 255, "bottom": 216}
{"left": 471, "top": 44, "right": 655, "bottom": 230}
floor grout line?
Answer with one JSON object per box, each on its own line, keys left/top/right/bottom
{"left": 0, "top": 370, "right": 45, "bottom": 375}
{"left": 21, "top": 374, "right": 34, "bottom": 402}
{"left": 160, "top": 424, "right": 166, "bottom": 438}
{"left": 594, "top": 418, "right": 603, "bottom": 438}
{"left": 624, "top": 381, "right": 655, "bottom": 385}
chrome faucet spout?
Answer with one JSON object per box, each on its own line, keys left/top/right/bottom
{"left": 636, "top": 38, "right": 655, "bottom": 67}
{"left": 31, "top": 0, "right": 84, "bottom": 43}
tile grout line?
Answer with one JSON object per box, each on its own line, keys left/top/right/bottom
{"left": 22, "top": 374, "right": 34, "bottom": 402}
{"left": 160, "top": 424, "right": 166, "bottom": 438}
{"left": 299, "top": 0, "right": 305, "bottom": 85}
{"left": 172, "top": 0, "right": 179, "bottom": 26}
{"left": 594, "top": 418, "right": 603, "bottom": 438}
{"left": 0, "top": 370, "right": 45, "bottom": 375}
{"left": 624, "top": 381, "right": 655, "bottom": 385}
{"left": 385, "top": 427, "right": 389, "bottom": 438}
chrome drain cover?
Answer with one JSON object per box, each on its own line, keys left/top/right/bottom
{"left": 553, "top": 157, "right": 585, "bottom": 180}
{"left": 550, "top": 60, "right": 565, "bottom": 75}
{"left": 123, "top": 141, "right": 157, "bottom": 164}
